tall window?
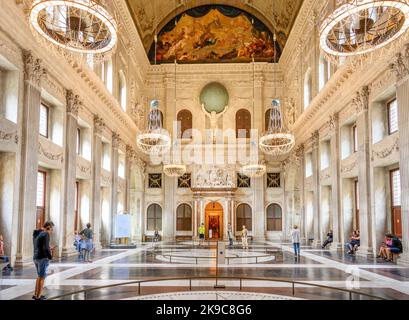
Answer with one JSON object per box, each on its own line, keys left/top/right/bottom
{"left": 319, "top": 56, "right": 331, "bottom": 91}
{"left": 236, "top": 204, "right": 252, "bottom": 231}
{"left": 304, "top": 68, "right": 312, "bottom": 109}
{"left": 119, "top": 71, "right": 127, "bottom": 112}
{"left": 106, "top": 59, "right": 113, "bottom": 94}
{"left": 236, "top": 109, "right": 251, "bottom": 138}
{"left": 266, "top": 204, "right": 282, "bottom": 231}
{"left": 36, "top": 171, "right": 46, "bottom": 229}
{"left": 74, "top": 181, "right": 79, "bottom": 232}
{"left": 387, "top": 98, "right": 399, "bottom": 135}
{"left": 352, "top": 125, "right": 358, "bottom": 153}
{"left": 305, "top": 153, "right": 313, "bottom": 178}
{"left": 118, "top": 155, "right": 125, "bottom": 179}
{"left": 76, "top": 128, "right": 81, "bottom": 155}
{"left": 177, "top": 109, "right": 193, "bottom": 139}
{"left": 390, "top": 169, "right": 402, "bottom": 238}
{"left": 147, "top": 204, "right": 162, "bottom": 231}
{"left": 39, "top": 103, "right": 49, "bottom": 138}
{"left": 354, "top": 180, "right": 360, "bottom": 230}
{"left": 176, "top": 204, "right": 192, "bottom": 231}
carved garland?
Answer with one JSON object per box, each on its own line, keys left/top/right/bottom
{"left": 38, "top": 143, "right": 64, "bottom": 163}
{"left": 371, "top": 137, "right": 400, "bottom": 161}
{"left": 0, "top": 130, "right": 19, "bottom": 145}
{"left": 341, "top": 160, "right": 358, "bottom": 174}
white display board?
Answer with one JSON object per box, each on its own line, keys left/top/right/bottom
{"left": 114, "top": 214, "right": 132, "bottom": 238}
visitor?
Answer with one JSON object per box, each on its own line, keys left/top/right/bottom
{"left": 154, "top": 230, "right": 160, "bottom": 243}
{"left": 322, "top": 230, "right": 333, "bottom": 249}
{"left": 346, "top": 230, "right": 360, "bottom": 255}
{"left": 0, "top": 234, "right": 13, "bottom": 273}
{"left": 377, "top": 233, "right": 392, "bottom": 260}
{"left": 199, "top": 223, "right": 205, "bottom": 246}
{"left": 73, "top": 231, "right": 82, "bottom": 257}
{"left": 384, "top": 233, "right": 403, "bottom": 262}
{"left": 227, "top": 223, "right": 234, "bottom": 247}
{"left": 32, "top": 221, "right": 55, "bottom": 300}
{"left": 291, "top": 225, "right": 301, "bottom": 259}
{"left": 241, "top": 225, "right": 249, "bottom": 251}
{"left": 80, "top": 223, "right": 94, "bottom": 263}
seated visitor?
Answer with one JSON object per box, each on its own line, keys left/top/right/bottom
{"left": 377, "top": 233, "right": 392, "bottom": 260}
{"left": 384, "top": 233, "right": 403, "bottom": 262}
{"left": 322, "top": 230, "right": 333, "bottom": 249}
{"left": 346, "top": 230, "right": 360, "bottom": 255}
{"left": 0, "top": 234, "right": 13, "bottom": 272}
{"left": 154, "top": 230, "right": 160, "bottom": 242}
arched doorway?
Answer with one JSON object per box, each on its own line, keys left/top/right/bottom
{"left": 205, "top": 202, "right": 223, "bottom": 240}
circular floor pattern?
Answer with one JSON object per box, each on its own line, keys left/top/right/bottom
{"left": 123, "top": 291, "right": 304, "bottom": 300}
{"left": 155, "top": 249, "right": 276, "bottom": 264}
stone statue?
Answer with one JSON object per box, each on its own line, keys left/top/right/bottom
{"left": 201, "top": 104, "right": 229, "bottom": 143}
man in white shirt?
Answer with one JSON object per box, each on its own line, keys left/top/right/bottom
{"left": 291, "top": 225, "right": 301, "bottom": 259}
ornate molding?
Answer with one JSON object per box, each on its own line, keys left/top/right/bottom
{"left": 93, "top": 115, "right": 106, "bottom": 135}
{"left": 23, "top": 50, "right": 47, "bottom": 88}
{"left": 112, "top": 131, "right": 121, "bottom": 148}
{"left": 341, "top": 160, "right": 358, "bottom": 174}
{"left": 0, "top": 130, "right": 19, "bottom": 145}
{"left": 38, "top": 142, "right": 64, "bottom": 163}
{"left": 327, "top": 113, "right": 339, "bottom": 133}
{"left": 371, "top": 137, "right": 400, "bottom": 162}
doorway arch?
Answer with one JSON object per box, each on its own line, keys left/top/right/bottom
{"left": 205, "top": 202, "right": 223, "bottom": 240}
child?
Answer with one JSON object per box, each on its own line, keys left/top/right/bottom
{"left": 0, "top": 234, "right": 13, "bottom": 272}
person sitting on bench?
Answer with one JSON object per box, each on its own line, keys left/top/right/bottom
{"left": 0, "top": 234, "right": 13, "bottom": 272}
{"left": 377, "top": 233, "right": 393, "bottom": 260}
{"left": 346, "top": 230, "right": 360, "bottom": 255}
{"left": 322, "top": 230, "right": 333, "bottom": 249}
{"left": 384, "top": 233, "right": 403, "bottom": 262}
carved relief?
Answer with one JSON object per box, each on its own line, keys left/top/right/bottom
{"left": 66, "top": 90, "right": 82, "bottom": 117}
{"left": 341, "top": 160, "right": 358, "bottom": 174}
{"left": 23, "top": 50, "right": 47, "bottom": 87}
{"left": 38, "top": 142, "right": 64, "bottom": 163}
{"left": 193, "top": 165, "right": 236, "bottom": 189}
{"left": 389, "top": 44, "right": 409, "bottom": 81}
{"left": 371, "top": 137, "right": 400, "bottom": 161}
{"left": 352, "top": 86, "right": 370, "bottom": 115}
{"left": 0, "top": 130, "right": 19, "bottom": 145}
{"left": 93, "top": 115, "right": 106, "bottom": 135}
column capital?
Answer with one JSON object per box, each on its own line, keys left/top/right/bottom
{"left": 327, "top": 112, "right": 339, "bottom": 133}
{"left": 23, "top": 50, "right": 47, "bottom": 88}
{"left": 389, "top": 44, "right": 409, "bottom": 82}
{"left": 66, "top": 90, "right": 81, "bottom": 118}
{"left": 93, "top": 115, "right": 105, "bottom": 135}
{"left": 112, "top": 131, "right": 121, "bottom": 149}
{"left": 352, "top": 86, "right": 370, "bottom": 115}
{"left": 310, "top": 131, "right": 320, "bottom": 149}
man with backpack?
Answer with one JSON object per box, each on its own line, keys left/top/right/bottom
{"left": 32, "top": 221, "right": 55, "bottom": 300}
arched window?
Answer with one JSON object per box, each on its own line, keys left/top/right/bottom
{"left": 236, "top": 109, "right": 251, "bottom": 138}
{"left": 319, "top": 56, "right": 331, "bottom": 91}
{"left": 266, "top": 204, "right": 282, "bottom": 231}
{"left": 176, "top": 204, "right": 192, "bottom": 231}
{"left": 265, "top": 109, "right": 271, "bottom": 131}
{"left": 177, "top": 109, "right": 193, "bottom": 139}
{"left": 236, "top": 204, "right": 252, "bottom": 231}
{"left": 304, "top": 68, "right": 312, "bottom": 109}
{"left": 119, "top": 71, "right": 127, "bottom": 112}
{"left": 106, "top": 59, "right": 113, "bottom": 94}
{"left": 147, "top": 204, "right": 162, "bottom": 231}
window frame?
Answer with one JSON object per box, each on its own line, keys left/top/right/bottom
{"left": 176, "top": 204, "right": 193, "bottom": 232}
{"left": 266, "top": 204, "right": 283, "bottom": 232}
{"left": 387, "top": 98, "right": 398, "bottom": 135}
{"left": 352, "top": 124, "right": 358, "bottom": 153}
{"left": 39, "top": 103, "right": 50, "bottom": 138}
{"left": 236, "top": 204, "right": 252, "bottom": 232}
{"left": 36, "top": 170, "right": 47, "bottom": 229}
{"left": 147, "top": 204, "right": 162, "bottom": 231}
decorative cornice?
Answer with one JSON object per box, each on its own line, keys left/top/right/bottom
{"left": 23, "top": 50, "right": 47, "bottom": 88}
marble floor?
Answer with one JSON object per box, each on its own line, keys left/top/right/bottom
{"left": 1, "top": 241, "right": 409, "bottom": 300}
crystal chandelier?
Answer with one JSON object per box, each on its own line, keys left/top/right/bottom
{"left": 320, "top": 0, "right": 409, "bottom": 58}
{"left": 241, "top": 162, "right": 267, "bottom": 178}
{"left": 259, "top": 99, "right": 295, "bottom": 156}
{"left": 163, "top": 60, "right": 186, "bottom": 177}
{"left": 137, "top": 100, "right": 171, "bottom": 156}
{"left": 29, "top": 0, "right": 118, "bottom": 62}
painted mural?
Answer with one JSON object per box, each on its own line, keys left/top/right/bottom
{"left": 149, "top": 5, "right": 280, "bottom": 64}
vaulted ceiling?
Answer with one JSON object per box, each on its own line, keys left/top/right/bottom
{"left": 126, "top": 0, "right": 304, "bottom": 61}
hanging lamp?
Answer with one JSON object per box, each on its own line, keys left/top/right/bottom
{"left": 29, "top": 0, "right": 118, "bottom": 62}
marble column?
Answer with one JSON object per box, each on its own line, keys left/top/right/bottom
{"left": 193, "top": 197, "right": 198, "bottom": 239}
{"left": 253, "top": 176, "right": 265, "bottom": 241}
{"left": 15, "top": 51, "right": 46, "bottom": 266}
{"left": 353, "top": 86, "right": 373, "bottom": 255}
{"left": 163, "top": 175, "right": 175, "bottom": 240}
{"left": 61, "top": 91, "right": 81, "bottom": 257}
{"left": 91, "top": 116, "right": 104, "bottom": 249}
{"left": 311, "top": 131, "right": 322, "bottom": 247}
{"left": 110, "top": 132, "right": 120, "bottom": 243}
{"left": 390, "top": 51, "right": 409, "bottom": 265}
{"left": 329, "top": 113, "right": 342, "bottom": 250}
{"left": 297, "top": 145, "right": 306, "bottom": 242}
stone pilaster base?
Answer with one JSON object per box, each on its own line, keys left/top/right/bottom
{"left": 355, "top": 246, "right": 374, "bottom": 257}
{"left": 61, "top": 246, "right": 78, "bottom": 258}
{"left": 312, "top": 240, "right": 322, "bottom": 248}
{"left": 14, "top": 254, "right": 34, "bottom": 267}
{"left": 329, "top": 242, "right": 343, "bottom": 251}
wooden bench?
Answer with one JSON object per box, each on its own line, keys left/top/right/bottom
{"left": 144, "top": 235, "right": 161, "bottom": 242}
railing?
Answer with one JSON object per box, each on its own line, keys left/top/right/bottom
{"left": 49, "top": 276, "right": 387, "bottom": 301}
{"left": 160, "top": 252, "right": 279, "bottom": 265}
